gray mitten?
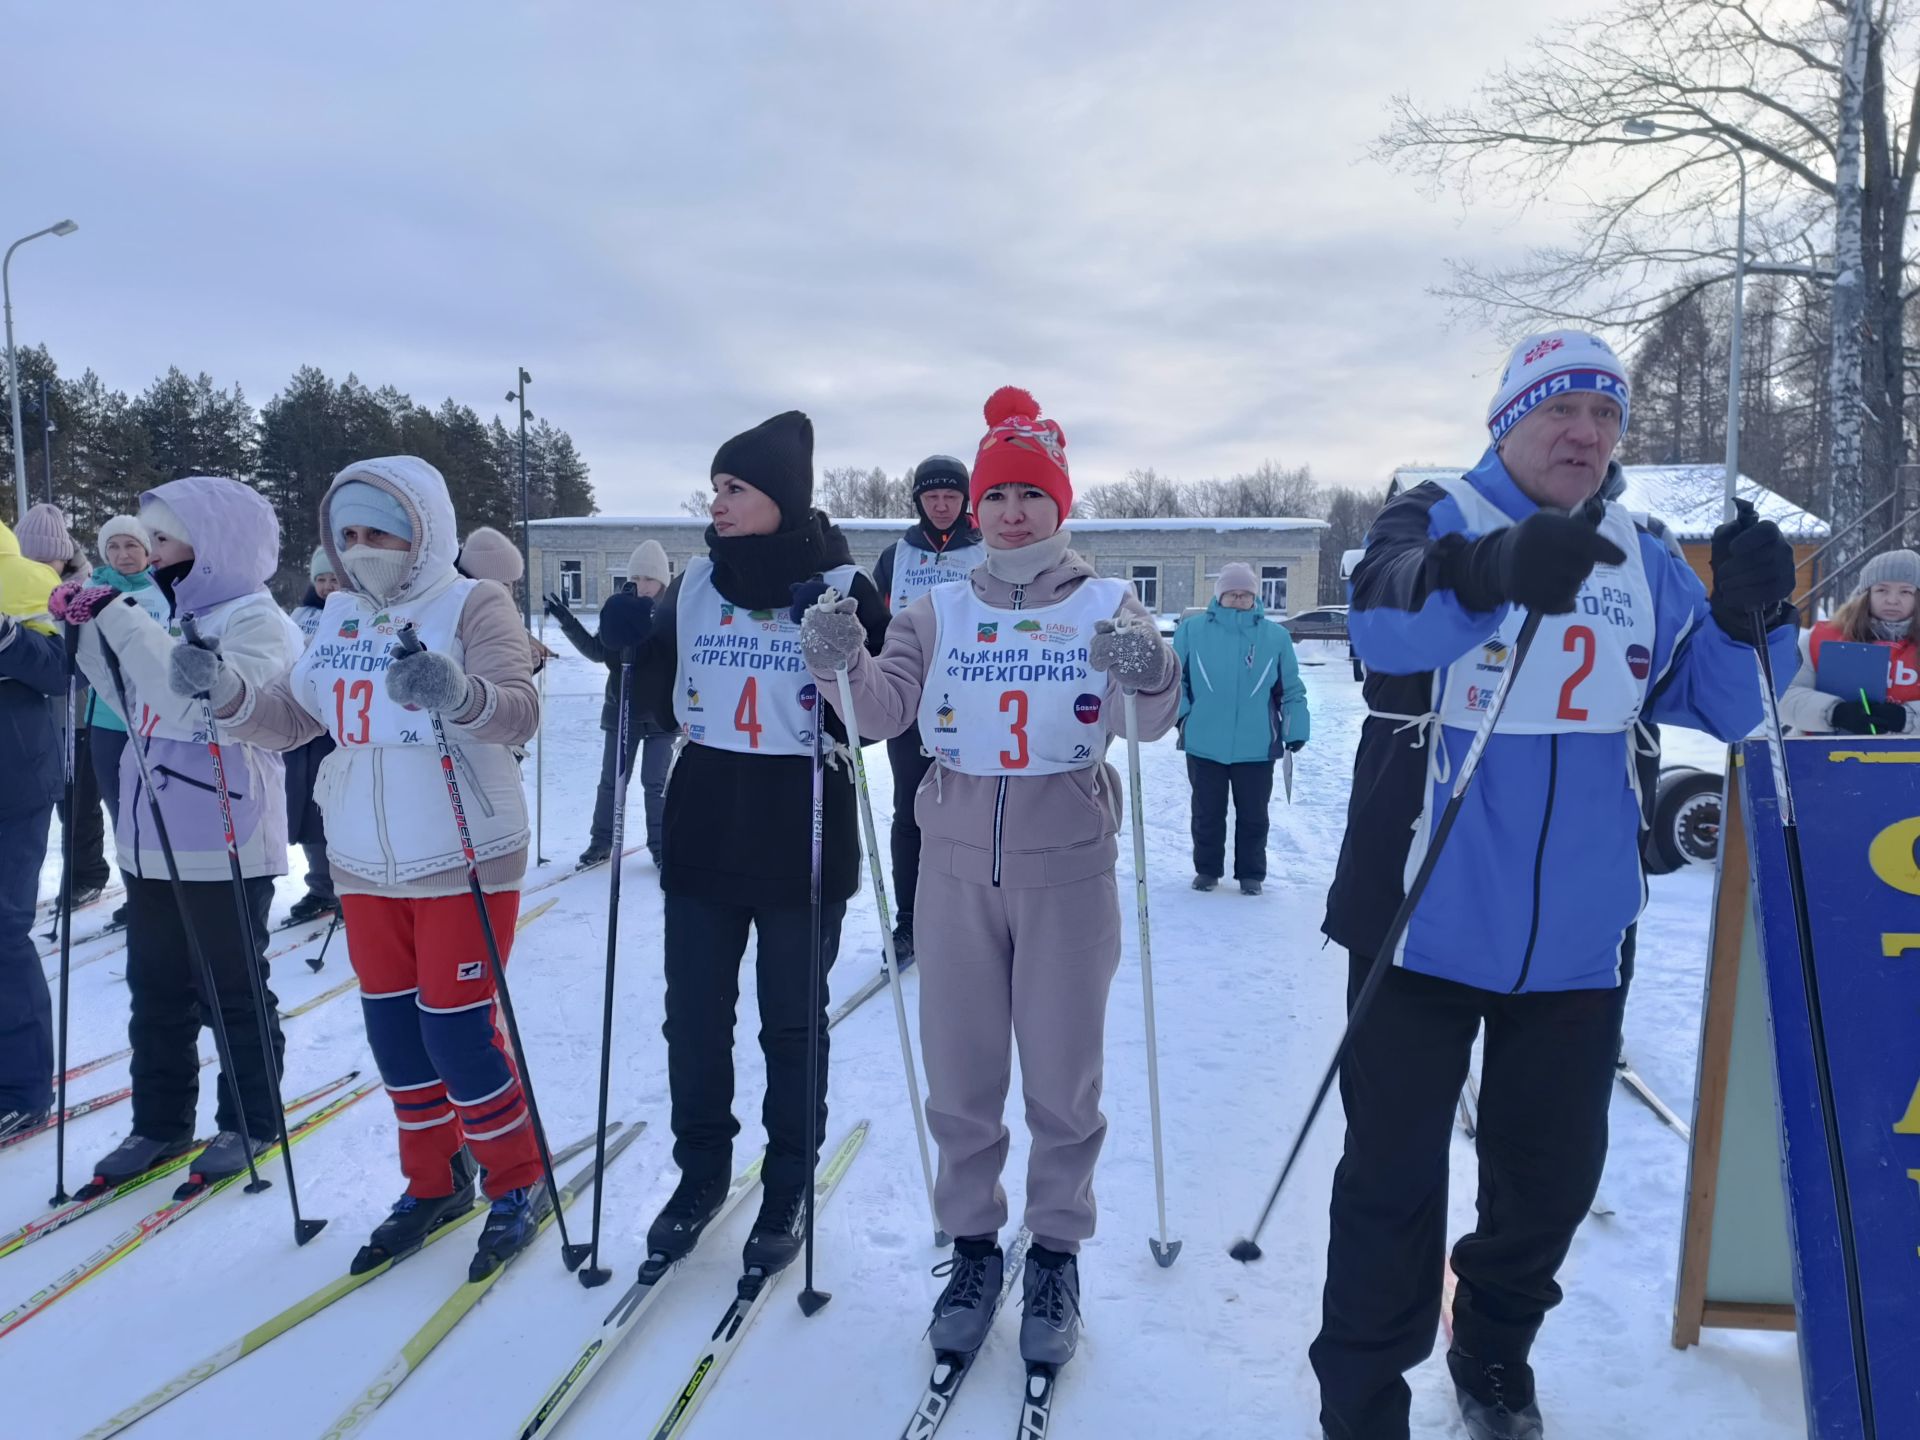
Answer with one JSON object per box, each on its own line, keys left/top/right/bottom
{"left": 169, "top": 639, "right": 240, "bottom": 706}
{"left": 386, "top": 648, "right": 476, "bottom": 713}
{"left": 801, "top": 593, "right": 866, "bottom": 672}
{"left": 1089, "top": 616, "right": 1169, "bottom": 689}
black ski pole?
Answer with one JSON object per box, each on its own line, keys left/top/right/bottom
{"left": 797, "top": 674, "right": 830, "bottom": 1317}
{"left": 1749, "top": 612, "right": 1877, "bottom": 1438}
{"left": 307, "top": 909, "right": 340, "bottom": 973}
{"left": 390, "top": 624, "right": 583, "bottom": 1270}
{"left": 577, "top": 646, "right": 635, "bottom": 1289}
{"left": 48, "top": 624, "right": 82, "bottom": 1205}
{"left": 101, "top": 639, "right": 274, "bottom": 1204}
{"left": 1230, "top": 607, "right": 1547, "bottom": 1263}
{"left": 179, "top": 615, "right": 326, "bottom": 1245}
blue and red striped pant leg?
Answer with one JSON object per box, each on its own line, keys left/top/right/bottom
{"left": 342, "top": 890, "right": 542, "bottom": 1198}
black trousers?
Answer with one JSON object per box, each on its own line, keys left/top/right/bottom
{"left": 123, "top": 873, "right": 284, "bottom": 1143}
{"left": 590, "top": 723, "right": 671, "bottom": 858}
{"left": 886, "top": 728, "right": 933, "bottom": 924}
{"left": 0, "top": 804, "right": 54, "bottom": 1112}
{"left": 662, "top": 892, "right": 844, "bottom": 1194}
{"left": 1186, "top": 755, "right": 1274, "bottom": 881}
{"left": 58, "top": 724, "right": 111, "bottom": 893}
{"left": 1310, "top": 950, "right": 1626, "bottom": 1440}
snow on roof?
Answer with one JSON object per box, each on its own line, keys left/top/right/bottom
{"left": 1389, "top": 464, "right": 1829, "bottom": 542}
{"left": 528, "top": 515, "right": 1328, "bottom": 534}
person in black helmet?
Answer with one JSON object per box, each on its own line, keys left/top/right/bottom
{"left": 868, "top": 456, "right": 985, "bottom": 969}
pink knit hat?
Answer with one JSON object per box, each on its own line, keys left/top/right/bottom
{"left": 15, "top": 503, "right": 75, "bottom": 566}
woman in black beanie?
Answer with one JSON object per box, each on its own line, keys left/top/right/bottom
{"left": 601, "top": 410, "right": 887, "bottom": 1273}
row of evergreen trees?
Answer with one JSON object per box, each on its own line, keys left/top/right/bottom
{"left": 0, "top": 346, "right": 596, "bottom": 597}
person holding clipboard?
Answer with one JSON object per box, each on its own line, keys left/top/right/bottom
{"left": 1780, "top": 549, "right": 1920, "bottom": 734}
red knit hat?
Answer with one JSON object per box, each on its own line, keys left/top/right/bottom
{"left": 971, "top": 386, "right": 1072, "bottom": 518}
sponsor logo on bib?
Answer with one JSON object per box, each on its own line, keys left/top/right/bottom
{"left": 978, "top": 622, "right": 999, "bottom": 644}
{"left": 799, "top": 683, "right": 818, "bottom": 712}
{"left": 934, "top": 695, "right": 959, "bottom": 733}
{"left": 1626, "top": 643, "right": 1652, "bottom": 680}
{"left": 720, "top": 604, "right": 735, "bottom": 626}
{"left": 1074, "top": 693, "right": 1102, "bottom": 724}
{"left": 339, "top": 618, "right": 359, "bottom": 639}
{"left": 1014, "top": 619, "right": 1043, "bottom": 635}
{"left": 685, "top": 678, "right": 703, "bottom": 712}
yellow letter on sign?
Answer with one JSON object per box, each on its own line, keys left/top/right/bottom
{"left": 1869, "top": 817, "right": 1920, "bottom": 896}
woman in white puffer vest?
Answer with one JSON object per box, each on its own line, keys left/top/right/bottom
{"left": 179, "top": 455, "right": 549, "bottom": 1281}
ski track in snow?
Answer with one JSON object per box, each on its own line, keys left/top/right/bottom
{"left": 8, "top": 641, "right": 1804, "bottom": 1438}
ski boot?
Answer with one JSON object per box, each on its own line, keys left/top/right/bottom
{"left": 1240, "top": 878, "right": 1263, "bottom": 896}
{"left": 644, "top": 1170, "right": 730, "bottom": 1269}
{"left": 351, "top": 1150, "right": 478, "bottom": 1274}
{"left": 740, "top": 1183, "right": 806, "bottom": 1274}
{"left": 1191, "top": 874, "right": 1218, "bottom": 892}
{"left": 83, "top": 1133, "right": 197, "bottom": 1196}
{"left": 0, "top": 1108, "right": 49, "bottom": 1145}
{"left": 182, "top": 1129, "right": 272, "bottom": 1186}
{"left": 469, "top": 1181, "right": 550, "bottom": 1281}
{"left": 287, "top": 890, "right": 339, "bottom": 924}
{"left": 890, "top": 917, "right": 916, "bottom": 974}
{"left": 927, "top": 1235, "right": 1004, "bottom": 1355}
{"left": 1019, "top": 1245, "right": 1081, "bottom": 1368}
{"left": 577, "top": 840, "right": 612, "bottom": 870}
{"left": 1448, "top": 1347, "right": 1545, "bottom": 1440}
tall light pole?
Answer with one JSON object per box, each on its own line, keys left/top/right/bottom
{"left": 38, "top": 379, "right": 55, "bottom": 506}
{"left": 5, "top": 219, "right": 78, "bottom": 521}
{"left": 508, "top": 368, "right": 532, "bottom": 630}
{"left": 1624, "top": 121, "right": 1746, "bottom": 521}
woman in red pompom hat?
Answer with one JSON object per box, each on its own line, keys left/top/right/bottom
{"left": 796, "top": 385, "right": 1182, "bottom": 1372}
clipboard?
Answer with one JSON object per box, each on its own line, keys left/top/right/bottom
{"left": 1814, "top": 640, "right": 1889, "bottom": 703}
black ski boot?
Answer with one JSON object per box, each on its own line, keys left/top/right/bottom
{"left": 577, "top": 840, "right": 612, "bottom": 870}
{"left": 1448, "top": 1347, "right": 1545, "bottom": 1440}
{"left": 350, "top": 1150, "right": 478, "bottom": 1274}
{"left": 644, "top": 1170, "right": 729, "bottom": 1268}
{"left": 82, "top": 1133, "right": 197, "bottom": 1196}
{"left": 0, "top": 1108, "right": 49, "bottom": 1145}
{"left": 1019, "top": 1245, "right": 1082, "bottom": 1367}
{"left": 287, "top": 890, "right": 338, "bottom": 924}
{"left": 927, "top": 1235, "right": 1004, "bottom": 1355}
{"left": 891, "top": 917, "right": 916, "bottom": 974}
{"left": 1192, "top": 874, "right": 1218, "bottom": 892}
{"left": 469, "top": 1181, "right": 550, "bottom": 1281}
{"left": 740, "top": 1183, "right": 806, "bottom": 1274}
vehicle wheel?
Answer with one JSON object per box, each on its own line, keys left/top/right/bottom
{"left": 1647, "top": 769, "right": 1722, "bottom": 874}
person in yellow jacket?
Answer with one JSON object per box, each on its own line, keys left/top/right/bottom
{"left": 0, "top": 518, "right": 65, "bottom": 1140}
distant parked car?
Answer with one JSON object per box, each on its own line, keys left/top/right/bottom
{"left": 1281, "top": 606, "right": 1350, "bottom": 642}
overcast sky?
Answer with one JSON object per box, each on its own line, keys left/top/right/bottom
{"left": 8, "top": 0, "right": 1598, "bottom": 514}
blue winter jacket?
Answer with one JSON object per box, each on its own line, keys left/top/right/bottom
{"left": 1174, "top": 600, "right": 1309, "bottom": 763}
{"left": 1323, "top": 448, "right": 1797, "bottom": 993}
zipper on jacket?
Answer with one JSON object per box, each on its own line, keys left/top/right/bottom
{"left": 992, "top": 776, "right": 1007, "bottom": 887}
{"left": 1511, "top": 734, "right": 1557, "bottom": 994}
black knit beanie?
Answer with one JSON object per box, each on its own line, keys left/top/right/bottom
{"left": 712, "top": 411, "right": 814, "bottom": 529}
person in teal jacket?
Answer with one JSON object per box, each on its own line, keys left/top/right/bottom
{"left": 1173, "top": 562, "right": 1309, "bottom": 895}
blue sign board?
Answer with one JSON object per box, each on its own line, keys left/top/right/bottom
{"left": 1741, "top": 737, "right": 1920, "bottom": 1438}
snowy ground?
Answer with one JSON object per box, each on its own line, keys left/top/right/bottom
{"left": 7, "top": 637, "right": 1806, "bottom": 1439}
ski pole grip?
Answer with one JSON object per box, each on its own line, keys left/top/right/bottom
{"left": 180, "top": 612, "right": 205, "bottom": 649}
{"left": 393, "top": 622, "right": 425, "bottom": 659}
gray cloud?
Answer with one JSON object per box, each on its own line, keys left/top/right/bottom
{"left": 8, "top": 0, "right": 1592, "bottom": 511}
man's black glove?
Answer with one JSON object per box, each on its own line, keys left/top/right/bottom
{"left": 542, "top": 591, "right": 574, "bottom": 623}
{"left": 1445, "top": 508, "right": 1626, "bottom": 615}
{"left": 1830, "top": 698, "right": 1908, "bottom": 735}
{"left": 1709, "top": 498, "right": 1796, "bottom": 645}
{"left": 598, "top": 590, "right": 655, "bottom": 652}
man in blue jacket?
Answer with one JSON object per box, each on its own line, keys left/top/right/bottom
{"left": 0, "top": 518, "right": 67, "bottom": 1141}
{"left": 1311, "top": 330, "right": 1797, "bottom": 1440}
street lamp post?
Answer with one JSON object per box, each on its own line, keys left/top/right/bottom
{"left": 1624, "top": 121, "right": 1746, "bottom": 522}
{"left": 4, "top": 219, "right": 79, "bottom": 521}
{"left": 508, "top": 369, "right": 532, "bottom": 631}
{"left": 39, "top": 379, "right": 56, "bottom": 506}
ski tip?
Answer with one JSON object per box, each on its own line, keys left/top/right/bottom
{"left": 296, "top": 1217, "right": 329, "bottom": 1245}
{"left": 578, "top": 1264, "right": 613, "bottom": 1289}
{"left": 1149, "top": 1237, "right": 1183, "bottom": 1268}
{"left": 797, "top": 1286, "right": 833, "bottom": 1318}
{"left": 1228, "top": 1238, "right": 1263, "bottom": 1264}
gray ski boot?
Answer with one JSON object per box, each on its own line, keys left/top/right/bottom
{"left": 189, "top": 1129, "right": 273, "bottom": 1184}
{"left": 1018, "top": 1245, "right": 1081, "bottom": 1367}
{"left": 1448, "top": 1348, "right": 1545, "bottom": 1440}
{"left": 927, "top": 1236, "right": 1004, "bottom": 1355}
{"left": 88, "top": 1132, "right": 198, "bottom": 1189}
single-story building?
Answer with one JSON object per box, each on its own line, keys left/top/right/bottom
{"left": 527, "top": 515, "right": 1329, "bottom": 618}
{"left": 1388, "top": 465, "right": 1830, "bottom": 614}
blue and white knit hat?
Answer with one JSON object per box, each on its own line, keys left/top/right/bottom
{"left": 1487, "top": 330, "right": 1631, "bottom": 442}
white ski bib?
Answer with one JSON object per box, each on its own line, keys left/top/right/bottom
{"left": 889, "top": 539, "right": 986, "bottom": 612}
{"left": 919, "top": 578, "right": 1128, "bottom": 776}
{"left": 674, "top": 557, "right": 860, "bottom": 756}
{"left": 293, "top": 581, "right": 475, "bottom": 748}
{"left": 1431, "top": 481, "right": 1656, "bottom": 735}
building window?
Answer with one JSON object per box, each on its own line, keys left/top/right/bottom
{"left": 1261, "top": 565, "right": 1287, "bottom": 613}
{"left": 1130, "top": 564, "right": 1160, "bottom": 611}
{"left": 559, "top": 559, "right": 583, "bottom": 605}
{"left": 609, "top": 571, "right": 628, "bottom": 596}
